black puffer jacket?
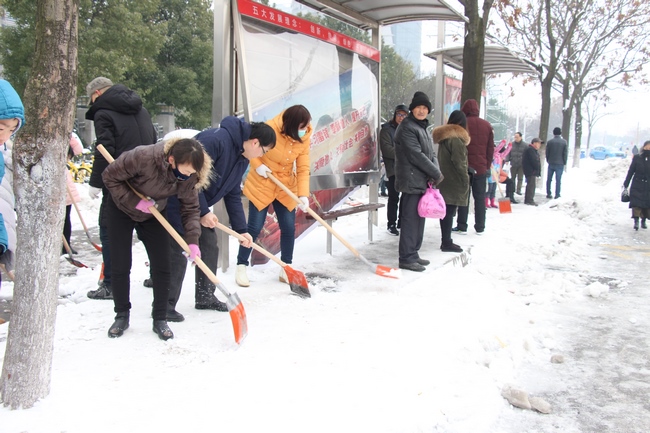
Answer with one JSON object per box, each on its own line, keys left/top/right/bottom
{"left": 86, "top": 84, "right": 157, "bottom": 189}
{"left": 624, "top": 151, "right": 650, "bottom": 209}
{"left": 379, "top": 120, "right": 398, "bottom": 178}
{"left": 507, "top": 139, "right": 527, "bottom": 168}
{"left": 393, "top": 114, "right": 442, "bottom": 194}
{"left": 522, "top": 144, "right": 541, "bottom": 177}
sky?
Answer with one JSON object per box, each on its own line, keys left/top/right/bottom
{"left": 0, "top": 154, "right": 642, "bottom": 433}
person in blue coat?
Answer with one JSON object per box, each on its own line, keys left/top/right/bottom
{"left": 0, "top": 79, "right": 25, "bottom": 278}
{"left": 165, "top": 117, "right": 276, "bottom": 321}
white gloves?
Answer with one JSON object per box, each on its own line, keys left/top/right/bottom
{"left": 89, "top": 186, "right": 102, "bottom": 199}
{"left": 256, "top": 164, "right": 271, "bottom": 178}
{"left": 299, "top": 196, "right": 309, "bottom": 211}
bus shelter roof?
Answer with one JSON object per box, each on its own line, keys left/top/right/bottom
{"left": 424, "top": 45, "right": 538, "bottom": 75}
{"left": 294, "top": 0, "right": 466, "bottom": 30}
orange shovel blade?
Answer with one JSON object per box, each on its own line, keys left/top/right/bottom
{"left": 284, "top": 265, "right": 310, "bottom": 298}
{"left": 375, "top": 265, "right": 402, "bottom": 279}
{"left": 225, "top": 292, "right": 248, "bottom": 344}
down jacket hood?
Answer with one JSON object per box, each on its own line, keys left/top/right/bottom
{"left": 163, "top": 136, "right": 213, "bottom": 191}
{"left": 432, "top": 124, "right": 470, "bottom": 146}
{"left": 461, "top": 99, "right": 480, "bottom": 117}
{"left": 0, "top": 80, "right": 25, "bottom": 130}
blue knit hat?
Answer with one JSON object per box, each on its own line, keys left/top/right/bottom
{"left": 0, "top": 79, "right": 25, "bottom": 132}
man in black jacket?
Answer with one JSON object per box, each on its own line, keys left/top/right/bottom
{"left": 379, "top": 104, "right": 408, "bottom": 236}
{"left": 394, "top": 92, "right": 443, "bottom": 272}
{"left": 522, "top": 138, "right": 542, "bottom": 206}
{"left": 545, "top": 127, "right": 568, "bottom": 199}
{"left": 85, "top": 77, "right": 157, "bottom": 300}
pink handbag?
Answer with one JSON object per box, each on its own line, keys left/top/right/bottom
{"left": 418, "top": 183, "right": 446, "bottom": 219}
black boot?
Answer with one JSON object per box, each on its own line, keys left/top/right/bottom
{"left": 642, "top": 218, "right": 647, "bottom": 229}
{"left": 633, "top": 217, "right": 639, "bottom": 231}
{"left": 108, "top": 312, "right": 129, "bottom": 338}
{"left": 153, "top": 320, "right": 174, "bottom": 340}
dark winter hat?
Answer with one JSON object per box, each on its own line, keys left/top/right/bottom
{"left": 394, "top": 104, "right": 408, "bottom": 115}
{"left": 86, "top": 77, "right": 113, "bottom": 98}
{"left": 408, "top": 91, "right": 432, "bottom": 113}
{"left": 553, "top": 127, "right": 562, "bottom": 136}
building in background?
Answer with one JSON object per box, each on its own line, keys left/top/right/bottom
{"left": 382, "top": 22, "right": 424, "bottom": 77}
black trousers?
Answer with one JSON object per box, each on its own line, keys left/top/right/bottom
{"left": 386, "top": 175, "right": 401, "bottom": 227}
{"left": 457, "top": 173, "right": 487, "bottom": 232}
{"left": 106, "top": 196, "right": 171, "bottom": 320}
{"left": 168, "top": 225, "right": 220, "bottom": 308}
{"left": 63, "top": 205, "right": 72, "bottom": 246}
{"left": 398, "top": 192, "right": 426, "bottom": 264}
{"left": 439, "top": 204, "right": 458, "bottom": 246}
{"left": 525, "top": 175, "right": 537, "bottom": 204}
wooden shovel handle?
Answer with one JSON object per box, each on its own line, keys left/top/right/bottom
{"left": 215, "top": 222, "right": 287, "bottom": 268}
{"left": 265, "top": 172, "right": 360, "bottom": 258}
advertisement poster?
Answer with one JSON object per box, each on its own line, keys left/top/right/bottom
{"left": 236, "top": 0, "right": 380, "bottom": 264}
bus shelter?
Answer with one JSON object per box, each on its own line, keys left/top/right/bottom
{"left": 213, "top": 0, "right": 465, "bottom": 266}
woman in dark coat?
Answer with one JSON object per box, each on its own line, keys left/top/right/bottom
{"left": 102, "top": 137, "right": 212, "bottom": 340}
{"left": 623, "top": 140, "right": 650, "bottom": 230}
{"left": 433, "top": 110, "right": 470, "bottom": 253}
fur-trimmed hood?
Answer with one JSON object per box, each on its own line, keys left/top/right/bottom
{"left": 163, "top": 136, "right": 213, "bottom": 191}
{"left": 432, "top": 123, "right": 470, "bottom": 146}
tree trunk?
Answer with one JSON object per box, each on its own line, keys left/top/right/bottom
{"left": 461, "top": 0, "right": 493, "bottom": 107}
{"left": 572, "top": 95, "right": 583, "bottom": 168}
{"left": 1, "top": 0, "right": 78, "bottom": 409}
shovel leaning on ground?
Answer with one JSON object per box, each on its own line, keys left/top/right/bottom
{"left": 61, "top": 236, "right": 88, "bottom": 268}
{"left": 496, "top": 173, "right": 512, "bottom": 214}
{"left": 216, "top": 222, "right": 310, "bottom": 298}
{"left": 266, "top": 172, "right": 401, "bottom": 279}
{"left": 66, "top": 183, "right": 102, "bottom": 251}
{"left": 96, "top": 145, "right": 247, "bottom": 344}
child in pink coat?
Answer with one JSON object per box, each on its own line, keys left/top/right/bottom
{"left": 63, "top": 132, "right": 83, "bottom": 254}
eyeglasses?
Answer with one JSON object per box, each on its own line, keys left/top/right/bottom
{"left": 396, "top": 113, "right": 407, "bottom": 118}
{"left": 260, "top": 143, "right": 267, "bottom": 155}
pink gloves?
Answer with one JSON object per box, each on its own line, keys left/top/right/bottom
{"left": 135, "top": 198, "right": 156, "bottom": 213}
{"left": 188, "top": 244, "right": 201, "bottom": 262}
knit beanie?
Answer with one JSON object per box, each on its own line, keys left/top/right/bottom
{"left": 408, "top": 91, "right": 431, "bottom": 113}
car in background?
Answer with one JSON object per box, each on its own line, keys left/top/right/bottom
{"left": 589, "top": 146, "right": 626, "bottom": 160}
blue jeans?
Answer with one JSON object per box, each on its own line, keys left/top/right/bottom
{"left": 237, "top": 200, "right": 296, "bottom": 266}
{"left": 546, "top": 164, "right": 564, "bottom": 198}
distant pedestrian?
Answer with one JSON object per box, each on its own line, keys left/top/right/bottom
{"left": 394, "top": 92, "right": 443, "bottom": 272}
{"left": 380, "top": 104, "right": 408, "bottom": 235}
{"left": 631, "top": 144, "right": 639, "bottom": 156}
{"left": 546, "top": 127, "right": 568, "bottom": 199}
{"left": 63, "top": 132, "right": 84, "bottom": 254}
{"left": 623, "top": 140, "right": 650, "bottom": 230}
{"left": 453, "top": 99, "right": 494, "bottom": 234}
{"left": 523, "top": 138, "right": 542, "bottom": 206}
{"left": 507, "top": 132, "right": 526, "bottom": 195}
{"left": 433, "top": 110, "right": 469, "bottom": 253}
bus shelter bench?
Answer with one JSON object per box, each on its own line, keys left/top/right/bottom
{"left": 305, "top": 202, "right": 385, "bottom": 255}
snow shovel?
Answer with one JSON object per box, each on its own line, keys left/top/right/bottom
{"left": 96, "top": 145, "right": 247, "bottom": 344}
{"left": 61, "top": 236, "right": 88, "bottom": 268}
{"left": 496, "top": 175, "right": 512, "bottom": 214}
{"left": 216, "top": 222, "right": 310, "bottom": 298}
{"left": 266, "top": 172, "right": 401, "bottom": 279}
{"left": 66, "top": 183, "right": 102, "bottom": 251}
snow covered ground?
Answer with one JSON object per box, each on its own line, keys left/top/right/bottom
{"left": 0, "top": 156, "right": 645, "bottom": 433}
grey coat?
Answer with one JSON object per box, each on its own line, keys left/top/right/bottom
{"left": 507, "top": 139, "right": 527, "bottom": 168}
{"left": 393, "top": 115, "right": 442, "bottom": 194}
{"left": 546, "top": 135, "right": 568, "bottom": 165}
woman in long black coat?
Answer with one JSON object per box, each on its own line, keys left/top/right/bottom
{"left": 623, "top": 140, "right": 650, "bottom": 230}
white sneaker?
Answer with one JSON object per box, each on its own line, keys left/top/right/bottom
{"left": 279, "top": 268, "right": 288, "bottom": 284}
{"left": 235, "top": 264, "right": 250, "bottom": 287}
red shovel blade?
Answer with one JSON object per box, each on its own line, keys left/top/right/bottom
{"left": 375, "top": 264, "right": 402, "bottom": 279}
{"left": 223, "top": 289, "right": 248, "bottom": 344}
{"left": 284, "top": 265, "right": 310, "bottom": 298}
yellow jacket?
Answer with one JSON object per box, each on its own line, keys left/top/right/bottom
{"left": 243, "top": 112, "right": 312, "bottom": 211}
